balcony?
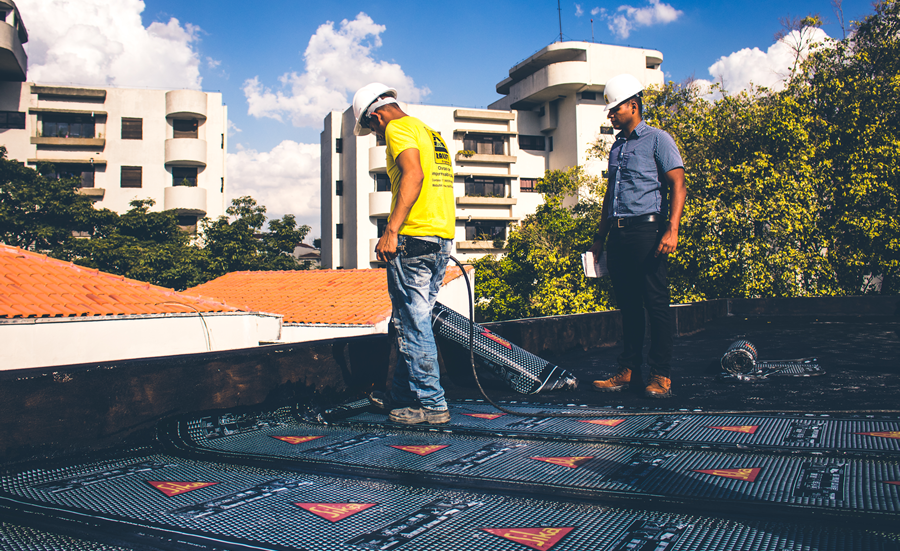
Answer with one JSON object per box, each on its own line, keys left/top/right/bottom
{"left": 165, "top": 90, "right": 207, "bottom": 120}
{"left": 456, "top": 196, "right": 517, "bottom": 206}
{"left": 455, "top": 152, "right": 516, "bottom": 165}
{"left": 165, "top": 138, "right": 207, "bottom": 167}
{"left": 368, "top": 145, "right": 387, "bottom": 173}
{"left": 369, "top": 238, "right": 382, "bottom": 264}
{"left": 0, "top": 21, "right": 27, "bottom": 81}
{"left": 76, "top": 188, "right": 105, "bottom": 200}
{"left": 369, "top": 191, "right": 392, "bottom": 217}
{"left": 164, "top": 186, "right": 207, "bottom": 216}
{"left": 31, "top": 137, "right": 105, "bottom": 147}
{"left": 456, "top": 240, "right": 506, "bottom": 251}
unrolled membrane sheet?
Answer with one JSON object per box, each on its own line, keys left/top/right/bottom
{"left": 432, "top": 302, "right": 577, "bottom": 394}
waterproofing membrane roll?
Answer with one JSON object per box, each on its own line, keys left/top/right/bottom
{"left": 431, "top": 302, "right": 577, "bottom": 394}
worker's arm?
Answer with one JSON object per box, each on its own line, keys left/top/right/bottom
{"left": 654, "top": 167, "right": 686, "bottom": 257}
{"left": 376, "top": 148, "right": 424, "bottom": 262}
{"left": 588, "top": 179, "right": 615, "bottom": 256}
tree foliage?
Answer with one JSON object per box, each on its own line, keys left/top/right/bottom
{"left": 472, "top": 167, "right": 613, "bottom": 321}
{"left": 474, "top": 1, "right": 899, "bottom": 321}
{"left": 0, "top": 152, "right": 312, "bottom": 290}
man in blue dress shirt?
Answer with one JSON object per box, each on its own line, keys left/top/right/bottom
{"left": 588, "top": 74, "right": 687, "bottom": 398}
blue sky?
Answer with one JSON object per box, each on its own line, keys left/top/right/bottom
{"left": 18, "top": 0, "right": 878, "bottom": 240}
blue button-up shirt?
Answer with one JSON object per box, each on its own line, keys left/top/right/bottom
{"left": 608, "top": 120, "right": 684, "bottom": 219}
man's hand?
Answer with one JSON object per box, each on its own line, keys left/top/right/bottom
{"left": 655, "top": 223, "right": 678, "bottom": 257}
{"left": 375, "top": 229, "right": 399, "bottom": 262}
{"left": 588, "top": 238, "right": 605, "bottom": 257}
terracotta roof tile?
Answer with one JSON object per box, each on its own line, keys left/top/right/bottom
{"left": 185, "top": 265, "right": 473, "bottom": 326}
{"left": 0, "top": 245, "right": 248, "bottom": 319}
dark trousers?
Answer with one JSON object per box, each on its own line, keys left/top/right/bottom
{"left": 607, "top": 222, "right": 672, "bottom": 378}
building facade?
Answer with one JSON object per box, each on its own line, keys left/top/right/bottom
{"left": 320, "top": 41, "right": 664, "bottom": 269}
{"left": 0, "top": 1, "right": 227, "bottom": 227}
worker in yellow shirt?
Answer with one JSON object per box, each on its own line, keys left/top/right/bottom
{"left": 352, "top": 83, "right": 456, "bottom": 424}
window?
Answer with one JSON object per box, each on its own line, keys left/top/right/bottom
{"left": 121, "top": 118, "right": 142, "bottom": 139}
{"left": 44, "top": 163, "right": 95, "bottom": 188}
{"left": 377, "top": 218, "right": 387, "bottom": 237}
{"left": 375, "top": 173, "right": 391, "bottom": 192}
{"left": 336, "top": 223, "right": 344, "bottom": 239}
{"left": 518, "top": 135, "right": 545, "bottom": 151}
{"left": 335, "top": 138, "right": 343, "bottom": 153}
{"left": 121, "top": 166, "right": 142, "bottom": 188}
{"left": 173, "top": 119, "right": 198, "bottom": 138}
{"left": 600, "top": 126, "right": 614, "bottom": 135}
{"left": 581, "top": 91, "right": 597, "bottom": 100}
{"left": 335, "top": 180, "right": 343, "bottom": 196}
{"left": 464, "top": 134, "right": 505, "bottom": 155}
{"left": 376, "top": 134, "right": 386, "bottom": 146}
{"left": 42, "top": 113, "right": 95, "bottom": 138}
{"left": 172, "top": 166, "right": 198, "bottom": 186}
{"left": 548, "top": 136, "right": 553, "bottom": 152}
{"left": 519, "top": 178, "right": 539, "bottom": 193}
{"left": 177, "top": 215, "right": 198, "bottom": 227}
{"left": 465, "top": 177, "right": 505, "bottom": 197}
{"left": 465, "top": 221, "right": 506, "bottom": 241}
{"left": 0, "top": 111, "right": 26, "bottom": 129}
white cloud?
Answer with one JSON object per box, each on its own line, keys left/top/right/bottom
{"left": 243, "top": 12, "right": 429, "bottom": 128}
{"left": 575, "top": 4, "right": 584, "bottom": 17}
{"left": 226, "top": 141, "right": 321, "bottom": 239}
{"left": 700, "top": 27, "right": 831, "bottom": 97}
{"left": 18, "top": 0, "right": 202, "bottom": 89}
{"left": 603, "top": 0, "right": 683, "bottom": 39}
{"left": 591, "top": 7, "right": 602, "bottom": 16}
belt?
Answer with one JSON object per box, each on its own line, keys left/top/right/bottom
{"left": 611, "top": 213, "right": 663, "bottom": 229}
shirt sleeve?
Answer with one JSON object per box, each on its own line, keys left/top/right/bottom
{"left": 655, "top": 131, "right": 684, "bottom": 173}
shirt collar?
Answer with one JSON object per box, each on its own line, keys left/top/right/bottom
{"left": 616, "top": 119, "right": 649, "bottom": 140}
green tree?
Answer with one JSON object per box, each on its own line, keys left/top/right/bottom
{"left": 199, "top": 196, "right": 310, "bottom": 281}
{"left": 0, "top": 150, "right": 110, "bottom": 255}
{"left": 472, "top": 167, "right": 613, "bottom": 321}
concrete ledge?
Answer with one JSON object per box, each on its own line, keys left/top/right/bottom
{"left": 0, "top": 335, "right": 390, "bottom": 465}
{"left": 730, "top": 296, "right": 900, "bottom": 317}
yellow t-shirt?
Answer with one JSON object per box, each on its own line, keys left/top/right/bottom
{"left": 384, "top": 116, "right": 455, "bottom": 239}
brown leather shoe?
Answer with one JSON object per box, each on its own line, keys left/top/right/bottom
{"left": 645, "top": 375, "right": 672, "bottom": 398}
{"left": 592, "top": 368, "right": 631, "bottom": 392}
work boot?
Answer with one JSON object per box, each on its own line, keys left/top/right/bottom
{"left": 389, "top": 406, "right": 450, "bottom": 425}
{"left": 645, "top": 375, "right": 672, "bottom": 398}
{"left": 592, "top": 368, "right": 631, "bottom": 392}
{"left": 368, "top": 390, "right": 392, "bottom": 411}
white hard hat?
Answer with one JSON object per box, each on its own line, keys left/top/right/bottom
{"left": 352, "top": 82, "right": 398, "bottom": 136}
{"left": 603, "top": 74, "right": 644, "bottom": 112}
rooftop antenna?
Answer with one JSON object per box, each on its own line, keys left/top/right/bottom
{"left": 591, "top": 18, "right": 594, "bottom": 42}
{"left": 557, "top": 0, "right": 563, "bottom": 42}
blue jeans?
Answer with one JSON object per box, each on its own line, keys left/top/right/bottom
{"left": 387, "top": 235, "right": 452, "bottom": 410}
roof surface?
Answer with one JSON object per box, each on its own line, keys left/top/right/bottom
{"left": 186, "top": 265, "right": 472, "bottom": 325}
{"left": 0, "top": 245, "right": 245, "bottom": 318}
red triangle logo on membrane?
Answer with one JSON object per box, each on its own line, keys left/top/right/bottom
{"left": 389, "top": 445, "right": 448, "bottom": 456}
{"left": 578, "top": 419, "right": 625, "bottom": 427}
{"left": 885, "top": 481, "right": 900, "bottom": 486}
{"left": 463, "top": 413, "right": 505, "bottom": 420}
{"left": 147, "top": 481, "right": 219, "bottom": 497}
{"left": 708, "top": 425, "right": 759, "bottom": 434}
{"left": 271, "top": 435, "right": 324, "bottom": 445}
{"left": 483, "top": 527, "right": 574, "bottom": 550}
{"left": 294, "top": 502, "right": 377, "bottom": 522}
{"left": 530, "top": 456, "right": 594, "bottom": 469}
{"left": 856, "top": 431, "right": 900, "bottom": 439}
{"left": 693, "top": 468, "right": 762, "bottom": 482}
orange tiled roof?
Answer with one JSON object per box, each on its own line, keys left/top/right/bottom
{"left": 186, "top": 265, "right": 472, "bottom": 326}
{"left": 0, "top": 245, "right": 246, "bottom": 319}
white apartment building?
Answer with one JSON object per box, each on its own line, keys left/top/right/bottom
{"left": 320, "top": 41, "right": 664, "bottom": 269}
{"left": 0, "top": 1, "right": 227, "bottom": 227}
